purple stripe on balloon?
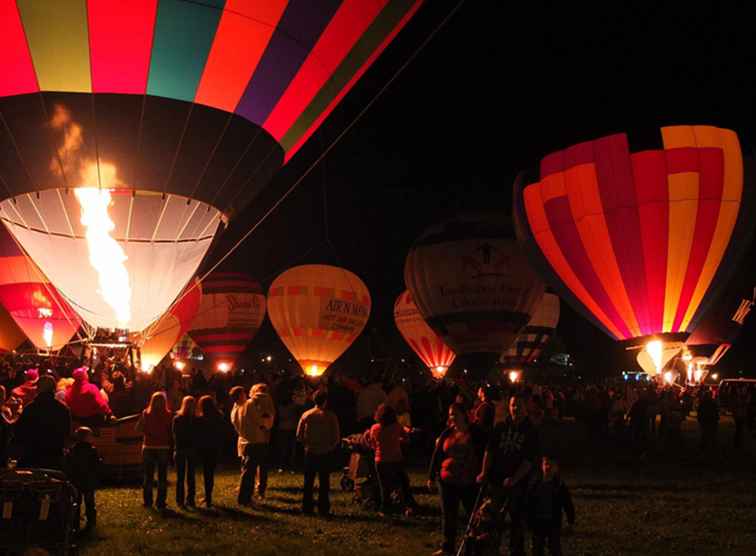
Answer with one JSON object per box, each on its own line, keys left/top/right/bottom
{"left": 234, "top": 0, "right": 342, "bottom": 125}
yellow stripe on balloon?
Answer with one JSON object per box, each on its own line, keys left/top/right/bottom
{"left": 17, "top": 0, "right": 92, "bottom": 93}
{"left": 663, "top": 172, "right": 699, "bottom": 332}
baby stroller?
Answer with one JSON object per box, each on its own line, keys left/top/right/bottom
{"left": 457, "top": 484, "right": 510, "bottom": 556}
{"left": 339, "top": 433, "right": 380, "bottom": 509}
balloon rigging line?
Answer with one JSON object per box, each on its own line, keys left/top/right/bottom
{"left": 187, "top": 113, "right": 234, "bottom": 201}
{"left": 161, "top": 103, "right": 196, "bottom": 197}
{"left": 222, "top": 142, "right": 279, "bottom": 212}
{"left": 208, "top": 127, "right": 264, "bottom": 208}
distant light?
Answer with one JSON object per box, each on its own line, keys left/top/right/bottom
{"left": 463, "top": 369, "right": 468, "bottom": 374}
{"left": 508, "top": 370, "right": 521, "bottom": 383}
{"left": 711, "top": 373, "right": 719, "bottom": 381}
{"left": 173, "top": 360, "right": 186, "bottom": 371}
{"left": 140, "top": 362, "right": 154, "bottom": 374}
{"left": 663, "top": 371, "right": 674, "bottom": 384}
{"left": 401, "top": 358, "right": 405, "bottom": 363}
{"left": 217, "top": 362, "right": 231, "bottom": 373}
{"left": 266, "top": 355, "right": 272, "bottom": 362}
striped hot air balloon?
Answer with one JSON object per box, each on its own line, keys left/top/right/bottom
{"left": 515, "top": 125, "right": 755, "bottom": 374}
{"left": 0, "top": 0, "right": 422, "bottom": 333}
{"left": 189, "top": 273, "right": 266, "bottom": 371}
{"left": 0, "top": 224, "right": 80, "bottom": 351}
{"left": 500, "top": 292, "right": 559, "bottom": 370}
{"left": 267, "top": 265, "right": 371, "bottom": 378}
{"left": 394, "top": 290, "right": 455, "bottom": 379}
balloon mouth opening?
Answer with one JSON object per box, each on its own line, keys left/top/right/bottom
{"left": 507, "top": 370, "right": 522, "bottom": 383}
{"left": 217, "top": 362, "right": 232, "bottom": 373}
{"left": 431, "top": 365, "right": 448, "bottom": 379}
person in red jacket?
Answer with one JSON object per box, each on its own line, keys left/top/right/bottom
{"left": 136, "top": 391, "right": 173, "bottom": 509}
{"left": 12, "top": 368, "right": 39, "bottom": 407}
{"left": 65, "top": 367, "right": 112, "bottom": 426}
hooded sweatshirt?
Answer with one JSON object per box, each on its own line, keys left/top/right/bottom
{"left": 231, "top": 391, "right": 275, "bottom": 456}
{"left": 65, "top": 370, "right": 112, "bottom": 419}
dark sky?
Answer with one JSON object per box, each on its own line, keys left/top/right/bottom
{"left": 204, "top": 2, "right": 756, "bottom": 378}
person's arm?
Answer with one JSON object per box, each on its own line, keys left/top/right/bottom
{"left": 507, "top": 459, "right": 533, "bottom": 487}
{"left": 561, "top": 480, "right": 575, "bottom": 526}
{"left": 135, "top": 411, "right": 145, "bottom": 433}
{"left": 427, "top": 429, "right": 449, "bottom": 483}
{"left": 476, "top": 449, "right": 491, "bottom": 484}
{"left": 296, "top": 412, "right": 306, "bottom": 444}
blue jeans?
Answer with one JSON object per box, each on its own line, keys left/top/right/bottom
{"left": 175, "top": 449, "right": 196, "bottom": 505}
{"left": 239, "top": 443, "right": 269, "bottom": 504}
{"left": 143, "top": 448, "right": 169, "bottom": 508}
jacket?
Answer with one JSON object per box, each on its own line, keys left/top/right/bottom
{"left": 231, "top": 392, "right": 275, "bottom": 457}
{"left": 526, "top": 473, "right": 575, "bottom": 529}
{"left": 13, "top": 392, "right": 71, "bottom": 469}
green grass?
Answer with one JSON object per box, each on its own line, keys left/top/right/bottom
{"left": 78, "top": 418, "right": 756, "bottom": 555}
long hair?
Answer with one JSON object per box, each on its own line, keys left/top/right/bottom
{"left": 374, "top": 403, "right": 397, "bottom": 426}
{"left": 196, "top": 395, "right": 218, "bottom": 418}
{"left": 146, "top": 391, "right": 169, "bottom": 416}
{"left": 176, "top": 395, "right": 196, "bottom": 418}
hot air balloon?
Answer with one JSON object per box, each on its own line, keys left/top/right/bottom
{"left": 515, "top": 125, "right": 756, "bottom": 376}
{"left": 0, "top": 224, "right": 80, "bottom": 351}
{"left": 394, "top": 290, "right": 455, "bottom": 379}
{"left": 636, "top": 341, "right": 683, "bottom": 378}
{"left": 189, "top": 273, "right": 266, "bottom": 371}
{"left": 0, "top": 1, "right": 422, "bottom": 335}
{"left": 500, "top": 292, "right": 560, "bottom": 370}
{"left": 404, "top": 214, "right": 545, "bottom": 363}
{"left": 0, "top": 306, "right": 26, "bottom": 353}
{"left": 267, "top": 265, "right": 371, "bottom": 378}
{"left": 139, "top": 279, "right": 201, "bottom": 372}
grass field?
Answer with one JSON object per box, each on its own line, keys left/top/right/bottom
{"left": 76, "top": 417, "right": 756, "bottom": 556}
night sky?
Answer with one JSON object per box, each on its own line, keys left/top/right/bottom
{"left": 203, "top": 3, "right": 756, "bottom": 379}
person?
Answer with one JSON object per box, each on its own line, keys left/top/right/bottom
{"left": 296, "top": 388, "right": 341, "bottom": 516}
{"left": 173, "top": 395, "right": 196, "bottom": 507}
{"left": 65, "top": 367, "right": 112, "bottom": 426}
{"left": 12, "top": 368, "right": 39, "bottom": 408}
{"left": 364, "top": 403, "right": 415, "bottom": 515}
{"left": 476, "top": 394, "right": 540, "bottom": 556}
{"left": 697, "top": 389, "right": 719, "bottom": 451}
{"left": 231, "top": 383, "right": 275, "bottom": 505}
{"left": 733, "top": 386, "right": 749, "bottom": 449}
{"left": 356, "top": 379, "right": 386, "bottom": 430}
{"left": 194, "top": 395, "right": 224, "bottom": 508}
{"left": 428, "top": 402, "right": 486, "bottom": 556}
{"left": 13, "top": 375, "right": 71, "bottom": 469}
{"left": 136, "top": 391, "right": 173, "bottom": 509}
{"left": 0, "top": 385, "right": 16, "bottom": 467}
{"left": 65, "top": 426, "right": 100, "bottom": 533}
{"left": 274, "top": 390, "right": 300, "bottom": 471}
{"left": 472, "top": 385, "right": 496, "bottom": 434}
{"left": 527, "top": 455, "right": 575, "bottom": 556}
{"left": 108, "top": 372, "right": 133, "bottom": 418}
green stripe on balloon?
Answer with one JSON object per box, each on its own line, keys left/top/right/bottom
{"left": 17, "top": 0, "right": 91, "bottom": 93}
{"left": 147, "top": 0, "right": 225, "bottom": 102}
{"left": 279, "top": 0, "right": 416, "bottom": 152}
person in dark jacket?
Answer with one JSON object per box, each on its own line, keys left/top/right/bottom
{"left": 173, "top": 395, "right": 196, "bottom": 507}
{"left": 13, "top": 375, "right": 71, "bottom": 469}
{"left": 194, "top": 395, "right": 225, "bottom": 507}
{"left": 66, "top": 426, "right": 100, "bottom": 532}
{"left": 527, "top": 455, "right": 575, "bottom": 556}
{"left": 697, "top": 389, "right": 720, "bottom": 451}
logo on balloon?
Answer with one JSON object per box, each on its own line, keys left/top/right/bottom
{"left": 227, "top": 295, "right": 263, "bottom": 328}
{"left": 319, "top": 297, "right": 369, "bottom": 333}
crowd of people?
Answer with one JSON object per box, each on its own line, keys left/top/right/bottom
{"left": 1, "top": 351, "right": 755, "bottom": 555}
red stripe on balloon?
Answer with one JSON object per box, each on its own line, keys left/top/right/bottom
{"left": 0, "top": 0, "right": 39, "bottom": 96}
{"left": 87, "top": 0, "right": 157, "bottom": 94}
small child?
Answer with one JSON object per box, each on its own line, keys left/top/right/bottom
{"left": 527, "top": 455, "right": 575, "bottom": 556}
{"left": 66, "top": 427, "right": 100, "bottom": 533}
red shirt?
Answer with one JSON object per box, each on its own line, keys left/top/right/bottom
{"left": 141, "top": 409, "right": 173, "bottom": 449}
{"left": 367, "top": 422, "right": 403, "bottom": 463}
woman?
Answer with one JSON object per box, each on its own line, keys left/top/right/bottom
{"left": 428, "top": 403, "right": 485, "bottom": 556}
{"left": 173, "top": 395, "right": 196, "bottom": 507}
{"left": 136, "top": 391, "right": 172, "bottom": 509}
{"left": 365, "top": 403, "right": 415, "bottom": 514}
{"left": 194, "top": 395, "right": 224, "bottom": 508}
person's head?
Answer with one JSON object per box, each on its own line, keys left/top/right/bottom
{"left": 509, "top": 394, "right": 527, "bottom": 421}
{"left": 177, "top": 395, "right": 196, "bottom": 417}
{"left": 313, "top": 388, "right": 328, "bottom": 409}
{"left": 250, "top": 383, "right": 268, "bottom": 397}
{"left": 542, "top": 455, "right": 559, "bottom": 479}
{"left": 112, "top": 371, "right": 126, "bottom": 391}
{"left": 448, "top": 402, "right": 469, "bottom": 430}
{"left": 229, "top": 385, "right": 247, "bottom": 404}
{"left": 374, "top": 403, "right": 397, "bottom": 426}
{"left": 24, "top": 368, "right": 39, "bottom": 384}
{"left": 72, "top": 367, "right": 88, "bottom": 383}
{"left": 56, "top": 377, "right": 74, "bottom": 392}
{"left": 74, "top": 426, "right": 93, "bottom": 443}
{"left": 37, "top": 375, "right": 55, "bottom": 395}
{"left": 147, "top": 391, "right": 168, "bottom": 414}
{"left": 196, "top": 395, "right": 217, "bottom": 417}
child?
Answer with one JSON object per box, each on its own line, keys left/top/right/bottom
{"left": 66, "top": 427, "right": 100, "bottom": 533}
{"left": 527, "top": 455, "right": 575, "bottom": 556}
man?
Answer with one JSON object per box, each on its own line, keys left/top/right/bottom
{"left": 297, "top": 389, "right": 340, "bottom": 516}
{"left": 477, "top": 394, "right": 540, "bottom": 556}
{"left": 14, "top": 374, "right": 71, "bottom": 469}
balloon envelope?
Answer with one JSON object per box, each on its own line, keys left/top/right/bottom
{"left": 267, "top": 264, "right": 371, "bottom": 378}
{"left": 189, "top": 273, "right": 266, "bottom": 369}
{"left": 394, "top": 290, "right": 455, "bottom": 378}
{"left": 0, "top": 305, "right": 26, "bottom": 353}
{"left": 500, "top": 292, "right": 560, "bottom": 369}
{"left": 0, "top": 1, "right": 421, "bottom": 331}
{"left": 637, "top": 342, "right": 683, "bottom": 377}
{"left": 515, "top": 126, "right": 753, "bottom": 346}
{"left": 404, "top": 214, "right": 545, "bottom": 355}
{"left": 0, "top": 224, "right": 80, "bottom": 350}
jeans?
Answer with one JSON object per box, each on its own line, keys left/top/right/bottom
{"left": 438, "top": 480, "right": 477, "bottom": 553}
{"left": 143, "top": 448, "right": 169, "bottom": 508}
{"left": 532, "top": 520, "right": 562, "bottom": 556}
{"left": 375, "top": 461, "right": 414, "bottom": 512}
{"left": 303, "top": 451, "right": 332, "bottom": 514}
{"left": 197, "top": 449, "right": 218, "bottom": 506}
{"left": 239, "top": 443, "right": 269, "bottom": 504}
{"left": 75, "top": 489, "right": 96, "bottom": 530}
{"left": 175, "top": 449, "right": 196, "bottom": 505}
{"left": 274, "top": 429, "right": 297, "bottom": 469}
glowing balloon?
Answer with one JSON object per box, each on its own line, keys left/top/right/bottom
{"left": 189, "top": 273, "right": 266, "bottom": 370}
{"left": 0, "top": 224, "right": 80, "bottom": 351}
{"left": 0, "top": 305, "right": 26, "bottom": 353}
{"left": 636, "top": 341, "right": 683, "bottom": 377}
{"left": 500, "top": 292, "right": 559, "bottom": 369}
{"left": 515, "top": 125, "right": 754, "bottom": 353}
{"left": 267, "top": 265, "right": 371, "bottom": 378}
{"left": 404, "top": 214, "right": 545, "bottom": 355}
{"left": 0, "top": 1, "right": 422, "bottom": 331}
{"left": 394, "top": 290, "right": 455, "bottom": 379}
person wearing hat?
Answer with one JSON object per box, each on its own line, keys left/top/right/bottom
{"left": 13, "top": 374, "right": 71, "bottom": 469}
{"left": 12, "top": 368, "right": 40, "bottom": 408}
{"left": 64, "top": 367, "right": 112, "bottom": 427}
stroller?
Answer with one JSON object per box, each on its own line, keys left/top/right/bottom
{"left": 457, "top": 484, "right": 510, "bottom": 556}
{"left": 339, "top": 433, "right": 380, "bottom": 509}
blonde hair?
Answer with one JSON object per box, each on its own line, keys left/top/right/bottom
{"left": 56, "top": 377, "right": 74, "bottom": 392}
{"left": 249, "top": 383, "right": 268, "bottom": 397}
{"left": 146, "top": 391, "right": 168, "bottom": 415}
{"left": 176, "top": 395, "right": 196, "bottom": 418}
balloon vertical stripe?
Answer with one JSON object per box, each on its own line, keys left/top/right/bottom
{"left": 0, "top": 1, "right": 38, "bottom": 97}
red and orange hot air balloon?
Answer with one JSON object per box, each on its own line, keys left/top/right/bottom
{"left": 0, "top": 305, "right": 26, "bottom": 353}
{"left": 267, "top": 265, "right": 371, "bottom": 379}
{"left": 515, "top": 125, "right": 755, "bottom": 376}
{"left": 189, "top": 273, "right": 266, "bottom": 371}
{"left": 394, "top": 290, "right": 455, "bottom": 379}
{"left": 0, "top": 224, "right": 80, "bottom": 351}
